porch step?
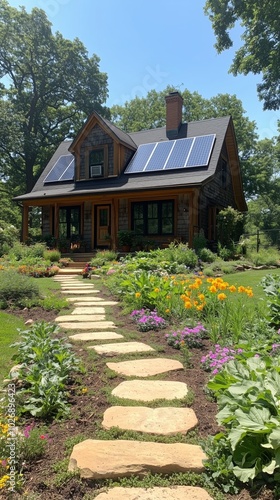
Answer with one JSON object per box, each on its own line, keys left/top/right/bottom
{"left": 61, "top": 253, "right": 95, "bottom": 263}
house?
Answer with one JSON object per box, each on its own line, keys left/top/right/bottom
{"left": 15, "top": 91, "right": 247, "bottom": 251}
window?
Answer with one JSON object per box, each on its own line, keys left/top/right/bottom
{"left": 89, "top": 149, "right": 104, "bottom": 177}
{"left": 132, "top": 201, "right": 174, "bottom": 236}
{"left": 59, "top": 207, "right": 80, "bottom": 238}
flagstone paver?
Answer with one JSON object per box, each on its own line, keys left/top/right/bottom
{"left": 107, "top": 358, "right": 184, "bottom": 377}
{"left": 70, "top": 332, "right": 124, "bottom": 341}
{"left": 58, "top": 321, "right": 116, "bottom": 330}
{"left": 102, "top": 406, "right": 198, "bottom": 435}
{"left": 94, "top": 486, "right": 213, "bottom": 499}
{"left": 111, "top": 380, "right": 188, "bottom": 401}
{"left": 61, "top": 290, "right": 100, "bottom": 294}
{"left": 68, "top": 440, "right": 206, "bottom": 479}
{"left": 71, "top": 307, "right": 105, "bottom": 314}
{"left": 92, "top": 342, "right": 155, "bottom": 355}
{"left": 55, "top": 314, "right": 105, "bottom": 322}
{"left": 67, "top": 300, "right": 118, "bottom": 306}
{"left": 57, "top": 275, "right": 208, "bottom": 495}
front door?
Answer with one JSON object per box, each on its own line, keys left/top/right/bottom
{"left": 96, "top": 205, "right": 111, "bottom": 247}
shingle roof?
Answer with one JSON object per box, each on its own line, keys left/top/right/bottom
{"left": 15, "top": 115, "right": 233, "bottom": 201}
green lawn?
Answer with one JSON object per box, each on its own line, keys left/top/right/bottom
{"left": 226, "top": 267, "right": 280, "bottom": 299}
{"left": 0, "top": 311, "right": 26, "bottom": 383}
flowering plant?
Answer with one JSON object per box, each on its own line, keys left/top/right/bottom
{"left": 130, "top": 309, "right": 167, "bottom": 332}
{"left": 200, "top": 344, "right": 243, "bottom": 375}
{"left": 165, "top": 323, "right": 205, "bottom": 349}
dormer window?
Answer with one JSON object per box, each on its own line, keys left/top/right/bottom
{"left": 89, "top": 149, "right": 104, "bottom": 178}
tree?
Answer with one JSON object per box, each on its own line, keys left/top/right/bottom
{"left": 204, "top": 0, "right": 280, "bottom": 110}
{"left": 0, "top": 1, "right": 109, "bottom": 194}
{"left": 110, "top": 86, "right": 258, "bottom": 197}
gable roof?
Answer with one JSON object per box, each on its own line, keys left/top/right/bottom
{"left": 14, "top": 114, "right": 246, "bottom": 211}
{"left": 69, "top": 111, "right": 137, "bottom": 153}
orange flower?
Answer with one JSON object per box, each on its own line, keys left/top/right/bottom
{"left": 184, "top": 302, "right": 192, "bottom": 309}
{"left": 135, "top": 292, "right": 141, "bottom": 298}
{"left": 229, "top": 285, "right": 236, "bottom": 293}
{"left": 198, "top": 293, "right": 205, "bottom": 301}
{"left": 218, "top": 293, "right": 227, "bottom": 301}
{"left": 238, "top": 286, "right": 246, "bottom": 293}
{"left": 209, "top": 285, "right": 217, "bottom": 293}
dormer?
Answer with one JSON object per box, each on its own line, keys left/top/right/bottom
{"left": 68, "top": 111, "right": 136, "bottom": 181}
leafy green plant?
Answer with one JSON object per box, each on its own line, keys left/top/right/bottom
{"left": 204, "top": 356, "right": 280, "bottom": 491}
{"left": 43, "top": 249, "right": 61, "bottom": 262}
{"left": 10, "top": 322, "right": 80, "bottom": 419}
{"left": 261, "top": 274, "right": 280, "bottom": 327}
{"left": 0, "top": 270, "right": 40, "bottom": 308}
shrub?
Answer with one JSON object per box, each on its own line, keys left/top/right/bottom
{"left": 0, "top": 220, "right": 19, "bottom": 257}
{"left": 247, "top": 248, "right": 280, "bottom": 267}
{"left": 90, "top": 250, "right": 118, "bottom": 267}
{"left": 199, "top": 247, "right": 216, "bottom": 263}
{"left": 43, "top": 249, "right": 61, "bottom": 262}
{"left": 0, "top": 270, "right": 40, "bottom": 308}
{"left": 217, "top": 207, "right": 244, "bottom": 249}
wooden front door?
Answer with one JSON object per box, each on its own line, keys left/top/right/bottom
{"left": 96, "top": 205, "right": 111, "bottom": 247}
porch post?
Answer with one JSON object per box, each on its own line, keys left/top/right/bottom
{"left": 22, "top": 204, "right": 29, "bottom": 242}
{"left": 54, "top": 203, "right": 59, "bottom": 240}
{"left": 189, "top": 189, "right": 199, "bottom": 247}
{"left": 112, "top": 198, "right": 118, "bottom": 250}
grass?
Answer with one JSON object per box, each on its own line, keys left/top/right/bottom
{"left": 226, "top": 267, "right": 280, "bottom": 299}
{"left": 0, "top": 311, "right": 26, "bottom": 383}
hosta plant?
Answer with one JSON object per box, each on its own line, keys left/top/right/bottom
{"left": 204, "top": 356, "right": 280, "bottom": 492}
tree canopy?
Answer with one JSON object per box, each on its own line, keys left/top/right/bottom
{"left": 204, "top": 0, "right": 280, "bottom": 110}
{"left": 0, "top": 0, "right": 108, "bottom": 194}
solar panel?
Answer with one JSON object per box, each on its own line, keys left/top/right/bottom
{"left": 59, "top": 158, "right": 75, "bottom": 181}
{"left": 44, "top": 155, "right": 74, "bottom": 183}
{"left": 164, "top": 137, "right": 194, "bottom": 170}
{"left": 124, "top": 143, "right": 156, "bottom": 173}
{"left": 145, "top": 140, "right": 175, "bottom": 171}
{"left": 186, "top": 134, "right": 215, "bottom": 167}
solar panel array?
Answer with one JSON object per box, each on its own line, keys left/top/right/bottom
{"left": 125, "top": 134, "right": 215, "bottom": 174}
{"left": 44, "top": 155, "right": 75, "bottom": 184}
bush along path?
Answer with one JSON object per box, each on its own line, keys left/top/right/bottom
{"left": 53, "top": 274, "right": 213, "bottom": 500}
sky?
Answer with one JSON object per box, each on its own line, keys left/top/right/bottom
{"left": 7, "top": 0, "right": 280, "bottom": 139}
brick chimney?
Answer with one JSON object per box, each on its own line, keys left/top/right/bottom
{"left": 165, "top": 91, "right": 183, "bottom": 139}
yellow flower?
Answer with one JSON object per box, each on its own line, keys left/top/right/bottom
{"left": 218, "top": 282, "right": 228, "bottom": 290}
{"left": 209, "top": 285, "right": 217, "bottom": 293}
{"left": 166, "top": 295, "right": 171, "bottom": 299}
{"left": 184, "top": 301, "right": 192, "bottom": 309}
{"left": 154, "top": 288, "right": 160, "bottom": 293}
{"left": 165, "top": 308, "right": 170, "bottom": 313}
{"left": 238, "top": 286, "right": 246, "bottom": 293}
{"left": 81, "top": 387, "right": 88, "bottom": 394}
{"left": 246, "top": 288, "right": 254, "bottom": 297}
{"left": 229, "top": 285, "right": 236, "bottom": 293}
{"left": 135, "top": 292, "right": 141, "bottom": 298}
{"left": 198, "top": 293, "right": 205, "bottom": 301}
{"left": 195, "top": 278, "right": 203, "bottom": 286}
{"left": 218, "top": 293, "right": 227, "bottom": 301}
{"left": 196, "top": 304, "right": 205, "bottom": 311}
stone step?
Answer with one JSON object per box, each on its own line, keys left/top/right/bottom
{"left": 70, "top": 332, "right": 124, "bottom": 341}
{"left": 92, "top": 342, "right": 155, "bottom": 356}
{"left": 107, "top": 358, "right": 184, "bottom": 377}
{"left": 58, "top": 268, "right": 83, "bottom": 275}
{"left": 58, "top": 321, "right": 116, "bottom": 330}
{"left": 68, "top": 440, "right": 206, "bottom": 479}
{"left": 112, "top": 380, "right": 188, "bottom": 402}
{"left": 60, "top": 284, "right": 96, "bottom": 289}
{"left": 67, "top": 299, "right": 118, "bottom": 306}
{"left": 71, "top": 307, "right": 105, "bottom": 314}
{"left": 94, "top": 486, "right": 213, "bottom": 499}
{"left": 61, "top": 290, "right": 100, "bottom": 294}
{"left": 55, "top": 314, "right": 106, "bottom": 323}
{"left": 102, "top": 406, "right": 198, "bottom": 435}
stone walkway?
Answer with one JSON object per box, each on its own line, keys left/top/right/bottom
{"left": 53, "top": 274, "right": 213, "bottom": 500}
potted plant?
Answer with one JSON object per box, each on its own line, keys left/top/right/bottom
{"left": 117, "top": 230, "right": 135, "bottom": 252}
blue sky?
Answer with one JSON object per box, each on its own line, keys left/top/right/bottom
{"left": 7, "top": 0, "right": 280, "bottom": 139}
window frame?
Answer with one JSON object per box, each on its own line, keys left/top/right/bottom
{"left": 86, "top": 145, "right": 108, "bottom": 179}
{"left": 58, "top": 206, "right": 81, "bottom": 239}
{"left": 131, "top": 200, "right": 174, "bottom": 236}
